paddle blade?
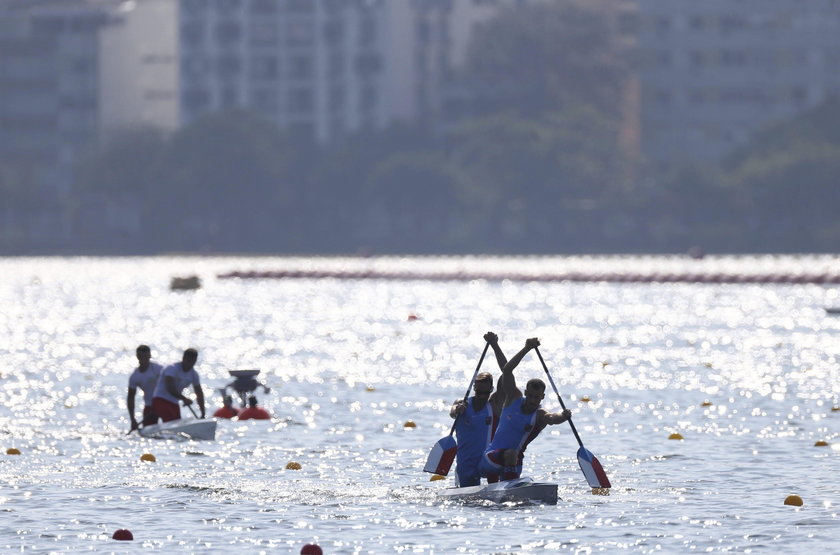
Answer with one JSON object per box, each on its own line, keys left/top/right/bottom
{"left": 576, "top": 446, "right": 611, "bottom": 489}
{"left": 424, "top": 436, "right": 457, "bottom": 475}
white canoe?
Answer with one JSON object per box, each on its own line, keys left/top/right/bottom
{"left": 139, "top": 418, "right": 217, "bottom": 440}
{"left": 438, "top": 476, "right": 558, "bottom": 505}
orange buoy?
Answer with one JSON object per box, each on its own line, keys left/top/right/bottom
{"left": 784, "top": 495, "right": 803, "bottom": 506}
{"left": 238, "top": 406, "right": 271, "bottom": 420}
{"left": 112, "top": 529, "right": 134, "bottom": 541}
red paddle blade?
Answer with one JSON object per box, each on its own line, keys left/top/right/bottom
{"left": 577, "top": 446, "right": 611, "bottom": 488}
{"left": 424, "top": 435, "right": 457, "bottom": 475}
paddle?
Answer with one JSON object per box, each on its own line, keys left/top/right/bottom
{"left": 423, "top": 341, "right": 490, "bottom": 476}
{"left": 534, "top": 347, "right": 612, "bottom": 489}
{"left": 184, "top": 402, "right": 200, "bottom": 419}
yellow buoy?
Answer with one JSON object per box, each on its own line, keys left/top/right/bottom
{"left": 286, "top": 461, "right": 302, "bottom": 470}
{"left": 668, "top": 433, "right": 684, "bottom": 440}
{"left": 591, "top": 487, "right": 610, "bottom": 496}
{"left": 365, "top": 386, "right": 376, "bottom": 392}
{"left": 580, "top": 396, "right": 591, "bottom": 403}
{"left": 430, "top": 474, "right": 445, "bottom": 481}
{"left": 784, "top": 495, "right": 803, "bottom": 506}
{"left": 832, "top": 406, "right": 840, "bottom": 412}
{"left": 6, "top": 448, "right": 21, "bottom": 455}
{"left": 701, "top": 400, "right": 713, "bottom": 407}
{"left": 140, "top": 453, "right": 156, "bottom": 462}
{"left": 403, "top": 421, "right": 416, "bottom": 428}
{"left": 814, "top": 440, "right": 829, "bottom": 447}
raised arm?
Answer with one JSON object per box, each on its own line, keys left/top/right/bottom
{"left": 540, "top": 408, "right": 572, "bottom": 426}
{"left": 500, "top": 338, "right": 540, "bottom": 407}
{"left": 484, "top": 331, "right": 507, "bottom": 370}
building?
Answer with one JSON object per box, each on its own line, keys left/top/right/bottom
{"left": 637, "top": 0, "right": 840, "bottom": 165}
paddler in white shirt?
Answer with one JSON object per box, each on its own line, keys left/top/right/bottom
{"left": 127, "top": 344, "right": 163, "bottom": 431}
{"left": 151, "top": 348, "right": 206, "bottom": 422}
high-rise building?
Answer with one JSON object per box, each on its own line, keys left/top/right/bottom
{"left": 637, "top": 0, "right": 840, "bottom": 165}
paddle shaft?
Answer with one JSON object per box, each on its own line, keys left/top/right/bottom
{"left": 534, "top": 347, "right": 585, "bottom": 448}
{"left": 185, "top": 402, "right": 200, "bottom": 418}
{"left": 448, "top": 341, "right": 490, "bottom": 435}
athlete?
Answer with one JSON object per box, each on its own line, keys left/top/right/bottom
{"left": 449, "top": 331, "right": 509, "bottom": 487}
{"left": 127, "top": 344, "right": 163, "bottom": 430}
{"left": 478, "top": 338, "right": 571, "bottom": 481}
{"left": 151, "top": 348, "right": 206, "bottom": 422}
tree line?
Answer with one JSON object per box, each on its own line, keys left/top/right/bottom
{"left": 2, "top": 0, "right": 838, "bottom": 255}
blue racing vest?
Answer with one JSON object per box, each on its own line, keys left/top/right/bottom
{"left": 454, "top": 396, "right": 494, "bottom": 462}
{"left": 486, "top": 397, "right": 539, "bottom": 462}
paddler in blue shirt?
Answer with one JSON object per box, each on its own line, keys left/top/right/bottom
{"left": 478, "top": 338, "right": 572, "bottom": 482}
{"left": 449, "top": 331, "right": 508, "bottom": 487}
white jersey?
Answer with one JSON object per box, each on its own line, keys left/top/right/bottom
{"left": 128, "top": 362, "right": 163, "bottom": 407}
{"left": 152, "top": 362, "right": 201, "bottom": 404}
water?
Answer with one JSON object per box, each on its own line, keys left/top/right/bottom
{"left": 0, "top": 256, "right": 838, "bottom": 553}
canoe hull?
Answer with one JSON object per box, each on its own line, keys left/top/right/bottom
{"left": 139, "top": 418, "right": 217, "bottom": 440}
{"left": 438, "top": 477, "right": 558, "bottom": 505}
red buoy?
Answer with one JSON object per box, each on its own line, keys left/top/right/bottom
{"left": 238, "top": 406, "right": 271, "bottom": 420}
{"left": 213, "top": 406, "right": 239, "bottom": 419}
{"left": 112, "top": 529, "right": 133, "bottom": 541}
{"left": 300, "top": 544, "right": 323, "bottom": 555}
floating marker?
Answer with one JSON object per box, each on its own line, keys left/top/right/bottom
{"left": 580, "top": 396, "right": 591, "bottom": 403}
{"left": 832, "top": 406, "right": 840, "bottom": 412}
{"left": 403, "top": 420, "right": 416, "bottom": 428}
{"left": 591, "top": 487, "right": 610, "bottom": 496}
{"left": 140, "top": 453, "right": 156, "bottom": 462}
{"left": 814, "top": 440, "right": 829, "bottom": 447}
{"left": 701, "top": 400, "right": 713, "bottom": 407}
{"left": 6, "top": 448, "right": 21, "bottom": 455}
{"left": 784, "top": 495, "right": 803, "bottom": 506}
{"left": 668, "top": 433, "right": 684, "bottom": 440}
{"left": 300, "top": 544, "right": 323, "bottom": 555}
{"left": 430, "top": 474, "right": 445, "bottom": 481}
{"left": 112, "top": 529, "right": 134, "bottom": 541}
{"left": 407, "top": 314, "right": 419, "bottom": 321}
{"left": 365, "top": 386, "right": 376, "bottom": 392}
{"left": 286, "top": 461, "right": 302, "bottom": 470}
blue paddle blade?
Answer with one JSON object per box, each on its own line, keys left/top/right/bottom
{"left": 576, "top": 446, "right": 611, "bottom": 488}
{"left": 424, "top": 435, "right": 457, "bottom": 475}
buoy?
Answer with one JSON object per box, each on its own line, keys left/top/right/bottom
{"left": 213, "top": 406, "right": 239, "bottom": 419}
{"left": 300, "top": 544, "right": 323, "bottom": 555}
{"left": 112, "top": 529, "right": 134, "bottom": 541}
{"left": 407, "top": 314, "right": 419, "bottom": 321}
{"left": 6, "top": 448, "right": 21, "bottom": 455}
{"left": 365, "top": 386, "right": 376, "bottom": 392}
{"left": 591, "top": 487, "right": 610, "bottom": 496}
{"left": 403, "top": 420, "right": 416, "bottom": 428}
{"left": 668, "top": 433, "right": 684, "bottom": 440}
{"left": 286, "top": 461, "right": 302, "bottom": 470}
{"left": 140, "top": 453, "right": 156, "bottom": 462}
{"left": 430, "top": 474, "right": 445, "bottom": 481}
{"left": 784, "top": 495, "right": 803, "bottom": 506}
{"left": 701, "top": 400, "right": 713, "bottom": 407}
{"left": 814, "top": 440, "right": 829, "bottom": 447}
{"left": 580, "top": 396, "right": 591, "bottom": 403}
{"left": 832, "top": 406, "right": 840, "bottom": 412}
{"left": 238, "top": 406, "right": 271, "bottom": 420}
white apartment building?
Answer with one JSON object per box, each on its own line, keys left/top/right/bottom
{"left": 637, "top": 0, "right": 840, "bottom": 165}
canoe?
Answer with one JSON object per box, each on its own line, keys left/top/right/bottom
{"left": 139, "top": 418, "right": 217, "bottom": 440}
{"left": 438, "top": 476, "right": 558, "bottom": 505}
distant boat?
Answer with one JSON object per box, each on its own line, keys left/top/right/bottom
{"left": 437, "top": 476, "right": 558, "bottom": 505}
{"left": 825, "top": 307, "right": 840, "bottom": 315}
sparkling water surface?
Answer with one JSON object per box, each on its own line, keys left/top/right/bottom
{"left": 0, "top": 256, "right": 838, "bottom": 553}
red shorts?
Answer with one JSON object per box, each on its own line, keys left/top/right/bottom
{"left": 151, "top": 397, "right": 181, "bottom": 422}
